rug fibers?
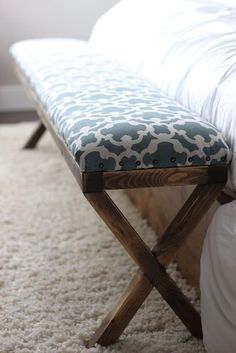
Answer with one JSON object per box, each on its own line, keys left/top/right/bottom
{"left": 0, "top": 123, "right": 206, "bottom": 353}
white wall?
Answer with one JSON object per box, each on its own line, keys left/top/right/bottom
{"left": 0, "top": 0, "right": 120, "bottom": 111}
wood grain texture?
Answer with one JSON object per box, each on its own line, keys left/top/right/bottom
{"left": 87, "top": 271, "right": 153, "bottom": 347}
{"left": 83, "top": 166, "right": 210, "bottom": 192}
{"left": 87, "top": 240, "right": 184, "bottom": 347}
{"left": 87, "top": 180, "right": 226, "bottom": 346}
{"left": 85, "top": 191, "right": 160, "bottom": 279}
{"left": 122, "top": 176, "right": 227, "bottom": 293}
{"left": 86, "top": 190, "right": 204, "bottom": 346}
{"left": 153, "top": 183, "right": 225, "bottom": 262}
{"left": 126, "top": 185, "right": 227, "bottom": 291}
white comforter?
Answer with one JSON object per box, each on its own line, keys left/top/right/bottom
{"left": 90, "top": 0, "right": 236, "bottom": 190}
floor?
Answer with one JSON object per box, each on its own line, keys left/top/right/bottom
{"left": 0, "top": 111, "right": 38, "bottom": 124}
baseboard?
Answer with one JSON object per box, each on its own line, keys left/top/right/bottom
{"left": 0, "top": 85, "right": 34, "bottom": 112}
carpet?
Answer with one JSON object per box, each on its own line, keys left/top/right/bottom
{"left": 0, "top": 123, "right": 206, "bottom": 353}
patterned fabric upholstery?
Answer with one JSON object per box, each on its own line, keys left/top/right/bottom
{"left": 11, "top": 39, "right": 231, "bottom": 173}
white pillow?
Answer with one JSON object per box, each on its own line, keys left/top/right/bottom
{"left": 200, "top": 201, "right": 236, "bottom": 353}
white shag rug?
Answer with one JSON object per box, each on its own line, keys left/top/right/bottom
{"left": 0, "top": 123, "right": 206, "bottom": 353}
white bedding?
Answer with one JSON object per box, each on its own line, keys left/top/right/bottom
{"left": 200, "top": 201, "right": 236, "bottom": 353}
{"left": 90, "top": 0, "right": 236, "bottom": 191}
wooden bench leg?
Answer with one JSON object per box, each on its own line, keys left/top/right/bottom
{"left": 23, "top": 122, "right": 46, "bottom": 149}
{"left": 153, "top": 183, "right": 224, "bottom": 262}
{"left": 85, "top": 183, "right": 224, "bottom": 347}
{"left": 87, "top": 271, "right": 153, "bottom": 347}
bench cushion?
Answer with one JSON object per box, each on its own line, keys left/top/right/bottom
{"left": 11, "top": 39, "right": 231, "bottom": 173}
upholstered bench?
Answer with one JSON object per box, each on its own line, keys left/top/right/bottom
{"left": 11, "top": 39, "right": 231, "bottom": 347}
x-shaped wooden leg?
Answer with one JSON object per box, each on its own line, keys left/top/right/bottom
{"left": 24, "top": 122, "right": 46, "bottom": 149}
{"left": 85, "top": 182, "right": 224, "bottom": 347}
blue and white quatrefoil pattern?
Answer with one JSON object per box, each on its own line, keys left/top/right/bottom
{"left": 11, "top": 39, "right": 231, "bottom": 172}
